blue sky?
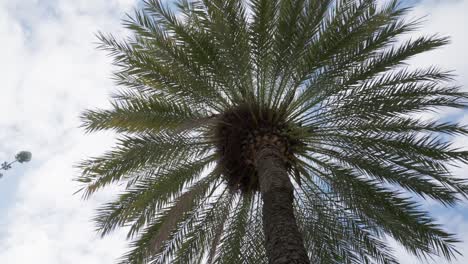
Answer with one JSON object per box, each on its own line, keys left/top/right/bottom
{"left": 0, "top": 0, "right": 467, "bottom": 263}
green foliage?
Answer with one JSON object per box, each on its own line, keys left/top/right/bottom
{"left": 78, "top": 0, "right": 468, "bottom": 263}
{"left": 15, "top": 151, "right": 32, "bottom": 163}
{"left": 0, "top": 151, "right": 32, "bottom": 178}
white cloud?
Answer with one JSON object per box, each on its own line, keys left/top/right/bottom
{"left": 0, "top": 132, "right": 127, "bottom": 264}
{"left": 0, "top": 0, "right": 136, "bottom": 263}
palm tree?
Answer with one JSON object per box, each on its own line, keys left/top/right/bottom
{"left": 1, "top": 151, "right": 32, "bottom": 179}
{"left": 77, "top": 0, "right": 468, "bottom": 263}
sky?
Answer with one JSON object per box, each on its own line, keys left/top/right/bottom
{"left": 0, "top": 0, "right": 467, "bottom": 263}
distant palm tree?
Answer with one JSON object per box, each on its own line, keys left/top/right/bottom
{"left": 0, "top": 151, "right": 32, "bottom": 178}
{"left": 78, "top": 0, "right": 468, "bottom": 263}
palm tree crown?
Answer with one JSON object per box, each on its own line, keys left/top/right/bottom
{"left": 78, "top": 0, "right": 468, "bottom": 263}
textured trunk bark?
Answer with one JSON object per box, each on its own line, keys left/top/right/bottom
{"left": 256, "top": 145, "right": 310, "bottom": 264}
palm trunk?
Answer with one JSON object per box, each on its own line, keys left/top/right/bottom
{"left": 256, "top": 145, "right": 310, "bottom": 264}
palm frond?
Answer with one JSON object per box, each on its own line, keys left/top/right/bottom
{"left": 77, "top": 132, "right": 211, "bottom": 198}
{"left": 94, "top": 156, "right": 215, "bottom": 238}
{"left": 295, "top": 180, "right": 398, "bottom": 264}
{"left": 81, "top": 94, "right": 208, "bottom": 134}
{"left": 302, "top": 159, "right": 460, "bottom": 260}
{"left": 118, "top": 171, "right": 221, "bottom": 264}
{"left": 213, "top": 194, "right": 252, "bottom": 263}
{"left": 173, "top": 187, "right": 234, "bottom": 264}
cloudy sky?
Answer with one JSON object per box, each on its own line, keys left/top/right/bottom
{"left": 0, "top": 0, "right": 467, "bottom": 263}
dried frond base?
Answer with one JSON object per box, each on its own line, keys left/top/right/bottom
{"left": 214, "top": 105, "right": 299, "bottom": 193}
